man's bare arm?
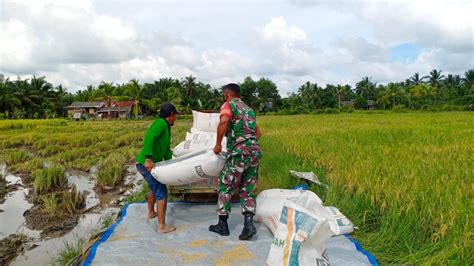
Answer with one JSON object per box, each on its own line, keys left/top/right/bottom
{"left": 255, "top": 124, "right": 262, "bottom": 140}
{"left": 214, "top": 116, "right": 230, "bottom": 154}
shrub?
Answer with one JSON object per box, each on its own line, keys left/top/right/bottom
{"left": 340, "top": 106, "right": 355, "bottom": 113}
{"left": 392, "top": 105, "right": 408, "bottom": 113}
{"left": 324, "top": 108, "right": 340, "bottom": 114}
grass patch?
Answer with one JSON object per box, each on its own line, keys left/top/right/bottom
{"left": 125, "top": 183, "right": 150, "bottom": 203}
{"left": 99, "top": 212, "right": 118, "bottom": 230}
{"left": 33, "top": 166, "right": 67, "bottom": 194}
{"left": 55, "top": 238, "right": 84, "bottom": 266}
{"left": 96, "top": 153, "right": 127, "bottom": 189}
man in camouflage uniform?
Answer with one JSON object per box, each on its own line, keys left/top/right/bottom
{"left": 209, "top": 83, "right": 262, "bottom": 240}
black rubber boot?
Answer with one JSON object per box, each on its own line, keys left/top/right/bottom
{"left": 209, "top": 215, "right": 230, "bottom": 236}
{"left": 239, "top": 212, "right": 257, "bottom": 240}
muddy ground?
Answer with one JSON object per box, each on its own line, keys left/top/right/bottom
{"left": 0, "top": 234, "right": 29, "bottom": 265}
{"left": 0, "top": 165, "right": 142, "bottom": 265}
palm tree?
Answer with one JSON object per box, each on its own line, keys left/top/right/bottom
{"left": 94, "top": 82, "right": 116, "bottom": 118}
{"left": 377, "top": 88, "right": 391, "bottom": 109}
{"left": 355, "top": 77, "right": 376, "bottom": 100}
{"left": 182, "top": 76, "right": 196, "bottom": 98}
{"left": 298, "top": 82, "right": 321, "bottom": 109}
{"left": 334, "top": 85, "right": 346, "bottom": 109}
{"left": 462, "top": 69, "right": 474, "bottom": 85}
{"left": 0, "top": 78, "right": 21, "bottom": 117}
{"left": 427, "top": 69, "right": 445, "bottom": 88}
{"left": 386, "top": 83, "right": 402, "bottom": 107}
{"left": 410, "top": 73, "right": 426, "bottom": 85}
{"left": 462, "top": 69, "right": 474, "bottom": 94}
{"left": 125, "top": 79, "right": 143, "bottom": 118}
{"left": 182, "top": 76, "right": 197, "bottom": 108}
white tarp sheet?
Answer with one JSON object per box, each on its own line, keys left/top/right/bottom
{"left": 84, "top": 203, "right": 377, "bottom": 266}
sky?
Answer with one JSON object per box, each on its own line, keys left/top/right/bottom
{"left": 1, "top": 0, "right": 473, "bottom": 95}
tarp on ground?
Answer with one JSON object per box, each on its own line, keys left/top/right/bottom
{"left": 83, "top": 203, "right": 377, "bottom": 265}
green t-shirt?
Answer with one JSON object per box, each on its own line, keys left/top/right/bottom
{"left": 136, "top": 118, "right": 172, "bottom": 164}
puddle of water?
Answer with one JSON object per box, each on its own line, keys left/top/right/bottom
{"left": 5, "top": 173, "right": 21, "bottom": 184}
{"left": 0, "top": 174, "right": 40, "bottom": 239}
{"left": 90, "top": 165, "right": 98, "bottom": 174}
{"left": 67, "top": 172, "right": 99, "bottom": 209}
{"left": 98, "top": 168, "right": 143, "bottom": 205}
{"left": 123, "top": 170, "right": 143, "bottom": 196}
{"left": 12, "top": 207, "right": 120, "bottom": 266}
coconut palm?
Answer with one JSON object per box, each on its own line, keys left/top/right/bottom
{"left": 0, "top": 78, "right": 21, "bottom": 117}
{"left": 409, "top": 73, "right": 426, "bottom": 85}
{"left": 462, "top": 69, "right": 474, "bottom": 85}
{"left": 377, "top": 88, "right": 391, "bottom": 109}
{"left": 461, "top": 69, "right": 474, "bottom": 95}
{"left": 94, "top": 82, "right": 116, "bottom": 118}
{"left": 355, "top": 77, "right": 377, "bottom": 100}
{"left": 427, "top": 69, "right": 445, "bottom": 88}
{"left": 125, "top": 79, "right": 143, "bottom": 118}
{"left": 182, "top": 75, "right": 197, "bottom": 99}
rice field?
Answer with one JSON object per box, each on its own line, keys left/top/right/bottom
{"left": 258, "top": 112, "right": 473, "bottom": 264}
{"left": 0, "top": 112, "right": 472, "bottom": 264}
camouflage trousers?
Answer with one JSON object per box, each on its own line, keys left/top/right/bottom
{"left": 217, "top": 153, "right": 259, "bottom": 216}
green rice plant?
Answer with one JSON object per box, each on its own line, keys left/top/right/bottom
{"left": 70, "top": 135, "right": 99, "bottom": 148}
{"left": 33, "top": 165, "right": 67, "bottom": 194}
{"left": 96, "top": 153, "right": 127, "bottom": 188}
{"left": 41, "top": 193, "right": 59, "bottom": 216}
{"left": 4, "top": 150, "right": 31, "bottom": 165}
{"left": 66, "top": 157, "right": 100, "bottom": 172}
{"left": 7, "top": 157, "right": 44, "bottom": 181}
{"left": 55, "top": 238, "right": 84, "bottom": 266}
{"left": 41, "top": 186, "right": 85, "bottom": 217}
{"left": 56, "top": 148, "right": 90, "bottom": 163}
{"left": 38, "top": 145, "right": 65, "bottom": 156}
{"left": 61, "top": 186, "right": 86, "bottom": 215}
{"left": 92, "top": 141, "right": 115, "bottom": 153}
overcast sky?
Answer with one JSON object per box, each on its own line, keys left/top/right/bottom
{"left": 1, "top": 0, "right": 473, "bottom": 95}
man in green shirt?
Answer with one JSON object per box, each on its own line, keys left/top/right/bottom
{"left": 136, "top": 103, "right": 177, "bottom": 234}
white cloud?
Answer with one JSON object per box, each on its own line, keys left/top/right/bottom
{"left": 161, "top": 46, "right": 201, "bottom": 69}
{"left": 1, "top": 0, "right": 472, "bottom": 94}
{"left": 255, "top": 17, "right": 316, "bottom": 76}
{"left": 337, "top": 37, "right": 389, "bottom": 63}
{"left": 0, "top": 19, "right": 36, "bottom": 72}
{"left": 335, "top": 0, "right": 474, "bottom": 53}
{"left": 0, "top": 0, "right": 143, "bottom": 73}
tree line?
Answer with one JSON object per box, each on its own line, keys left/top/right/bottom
{"left": 0, "top": 69, "right": 472, "bottom": 119}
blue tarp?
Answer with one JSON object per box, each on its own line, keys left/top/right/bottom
{"left": 84, "top": 202, "right": 377, "bottom": 265}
